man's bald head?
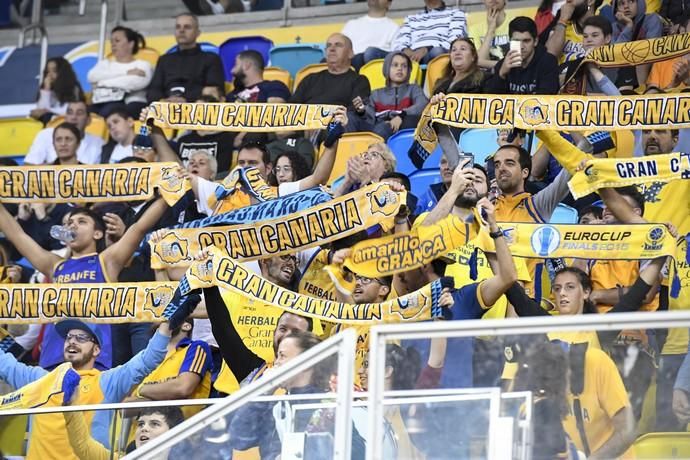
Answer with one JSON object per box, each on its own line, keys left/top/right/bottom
{"left": 325, "top": 33, "right": 354, "bottom": 73}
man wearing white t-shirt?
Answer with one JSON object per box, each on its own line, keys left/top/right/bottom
{"left": 24, "top": 101, "right": 104, "bottom": 165}
{"left": 101, "top": 107, "right": 136, "bottom": 163}
{"left": 342, "top": 0, "right": 400, "bottom": 70}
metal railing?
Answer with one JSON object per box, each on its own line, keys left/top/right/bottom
{"left": 130, "top": 327, "right": 357, "bottom": 459}
{"left": 366, "top": 310, "right": 690, "bottom": 460}
{"left": 17, "top": 0, "right": 48, "bottom": 77}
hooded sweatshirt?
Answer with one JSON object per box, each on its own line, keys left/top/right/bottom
{"left": 611, "top": 0, "right": 664, "bottom": 43}
{"left": 363, "top": 52, "right": 429, "bottom": 125}
{"left": 486, "top": 44, "right": 559, "bottom": 95}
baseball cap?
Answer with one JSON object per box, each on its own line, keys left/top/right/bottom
{"left": 56, "top": 319, "right": 103, "bottom": 347}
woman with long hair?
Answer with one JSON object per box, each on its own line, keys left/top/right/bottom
{"left": 87, "top": 26, "right": 153, "bottom": 118}
{"left": 30, "top": 57, "right": 84, "bottom": 124}
{"left": 433, "top": 38, "right": 487, "bottom": 95}
{"left": 268, "top": 151, "right": 311, "bottom": 187}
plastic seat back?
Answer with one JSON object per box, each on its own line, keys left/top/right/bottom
{"left": 386, "top": 128, "right": 443, "bottom": 175}
{"left": 293, "top": 63, "right": 329, "bottom": 92}
{"left": 359, "top": 58, "right": 423, "bottom": 91}
{"left": 269, "top": 44, "right": 325, "bottom": 79}
{"left": 458, "top": 128, "right": 501, "bottom": 166}
{"left": 0, "top": 118, "right": 44, "bottom": 157}
{"left": 219, "top": 36, "right": 273, "bottom": 81}
{"left": 634, "top": 432, "right": 690, "bottom": 459}
{"left": 549, "top": 203, "right": 578, "bottom": 224}
{"left": 425, "top": 54, "right": 449, "bottom": 95}
{"left": 318, "top": 131, "right": 384, "bottom": 184}
{"left": 263, "top": 66, "right": 292, "bottom": 89}
{"left": 409, "top": 168, "right": 441, "bottom": 199}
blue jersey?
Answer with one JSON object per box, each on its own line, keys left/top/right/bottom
{"left": 40, "top": 254, "right": 113, "bottom": 371}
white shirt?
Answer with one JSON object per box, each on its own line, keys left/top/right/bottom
{"left": 87, "top": 59, "right": 154, "bottom": 104}
{"left": 109, "top": 143, "right": 133, "bottom": 163}
{"left": 342, "top": 15, "right": 400, "bottom": 54}
{"left": 24, "top": 128, "right": 104, "bottom": 165}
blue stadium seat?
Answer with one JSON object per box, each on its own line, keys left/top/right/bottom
{"left": 549, "top": 203, "right": 578, "bottom": 224}
{"left": 409, "top": 168, "right": 441, "bottom": 199}
{"left": 166, "top": 41, "right": 220, "bottom": 55}
{"left": 387, "top": 129, "right": 443, "bottom": 177}
{"left": 269, "top": 44, "right": 325, "bottom": 79}
{"left": 219, "top": 36, "right": 273, "bottom": 81}
{"left": 458, "top": 128, "right": 500, "bottom": 166}
{"left": 0, "top": 0, "right": 11, "bottom": 27}
{"left": 69, "top": 54, "right": 98, "bottom": 93}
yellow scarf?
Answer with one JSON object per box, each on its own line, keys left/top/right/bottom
{"left": 0, "top": 282, "right": 178, "bottom": 324}
{"left": 181, "top": 249, "right": 453, "bottom": 325}
{"left": 413, "top": 94, "right": 690, "bottom": 159}
{"left": 0, "top": 363, "right": 80, "bottom": 410}
{"left": 343, "top": 214, "right": 472, "bottom": 277}
{"left": 568, "top": 153, "right": 690, "bottom": 199}
{"left": 0, "top": 162, "right": 189, "bottom": 206}
{"left": 584, "top": 33, "right": 690, "bottom": 68}
{"left": 150, "top": 183, "right": 404, "bottom": 268}
{"left": 147, "top": 102, "right": 339, "bottom": 132}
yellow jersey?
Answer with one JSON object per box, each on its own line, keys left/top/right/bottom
{"left": 662, "top": 237, "right": 690, "bottom": 355}
{"left": 561, "top": 22, "right": 585, "bottom": 65}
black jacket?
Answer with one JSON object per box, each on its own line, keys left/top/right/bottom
{"left": 486, "top": 45, "right": 559, "bottom": 95}
{"left": 146, "top": 44, "right": 224, "bottom": 102}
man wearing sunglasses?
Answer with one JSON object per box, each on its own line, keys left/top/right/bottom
{"left": 0, "top": 318, "right": 172, "bottom": 458}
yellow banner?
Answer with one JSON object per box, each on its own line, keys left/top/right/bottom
{"left": 474, "top": 223, "right": 677, "bottom": 260}
{"left": 584, "top": 33, "right": 690, "bottom": 68}
{"left": 0, "top": 363, "right": 80, "bottom": 410}
{"left": 0, "top": 282, "right": 178, "bottom": 324}
{"left": 147, "top": 102, "right": 339, "bottom": 132}
{"left": 343, "top": 215, "right": 472, "bottom": 278}
{"left": 183, "top": 250, "right": 451, "bottom": 325}
{"left": 150, "top": 183, "right": 405, "bottom": 268}
{"left": 0, "top": 163, "right": 190, "bottom": 206}
{"left": 568, "top": 153, "right": 690, "bottom": 199}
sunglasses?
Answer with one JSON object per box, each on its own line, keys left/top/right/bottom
{"left": 66, "top": 333, "right": 96, "bottom": 344}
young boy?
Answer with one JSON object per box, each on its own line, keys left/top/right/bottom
{"left": 352, "top": 52, "right": 428, "bottom": 140}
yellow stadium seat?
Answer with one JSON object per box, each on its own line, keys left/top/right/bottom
{"left": 634, "top": 432, "right": 690, "bottom": 458}
{"left": 225, "top": 81, "right": 234, "bottom": 94}
{"left": 318, "top": 131, "right": 384, "bottom": 184}
{"left": 359, "top": 58, "right": 423, "bottom": 91}
{"left": 0, "top": 118, "right": 43, "bottom": 157}
{"left": 425, "top": 54, "right": 450, "bottom": 95}
{"left": 0, "top": 415, "right": 28, "bottom": 455}
{"left": 263, "top": 66, "right": 292, "bottom": 91}
{"left": 293, "top": 63, "right": 329, "bottom": 92}
{"left": 48, "top": 114, "right": 109, "bottom": 140}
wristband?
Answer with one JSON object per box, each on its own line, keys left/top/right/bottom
{"left": 489, "top": 229, "right": 503, "bottom": 239}
{"left": 557, "top": 20, "right": 568, "bottom": 28}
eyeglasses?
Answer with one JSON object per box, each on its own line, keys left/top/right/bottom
{"left": 279, "top": 255, "right": 297, "bottom": 264}
{"left": 361, "top": 151, "right": 382, "bottom": 161}
{"left": 354, "top": 274, "right": 382, "bottom": 285}
{"left": 66, "top": 333, "right": 95, "bottom": 344}
{"left": 274, "top": 166, "right": 293, "bottom": 174}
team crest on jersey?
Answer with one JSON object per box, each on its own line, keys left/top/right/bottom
{"left": 153, "top": 232, "right": 191, "bottom": 265}
{"left": 367, "top": 184, "right": 400, "bottom": 217}
{"left": 517, "top": 99, "right": 549, "bottom": 127}
{"left": 144, "top": 286, "right": 175, "bottom": 317}
{"left": 643, "top": 225, "right": 666, "bottom": 251}
{"left": 390, "top": 292, "right": 428, "bottom": 320}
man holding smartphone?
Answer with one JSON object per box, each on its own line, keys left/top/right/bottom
{"left": 486, "top": 16, "right": 560, "bottom": 95}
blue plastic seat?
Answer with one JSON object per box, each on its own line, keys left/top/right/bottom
{"left": 458, "top": 128, "right": 501, "bottom": 166}
{"left": 409, "top": 168, "right": 441, "bottom": 199}
{"left": 269, "top": 44, "right": 325, "bottom": 79}
{"left": 219, "top": 36, "right": 273, "bottom": 82}
{"left": 166, "top": 41, "right": 220, "bottom": 55}
{"left": 0, "top": 1, "right": 11, "bottom": 28}
{"left": 387, "top": 129, "right": 443, "bottom": 176}
{"left": 549, "top": 203, "right": 578, "bottom": 224}
{"left": 69, "top": 54, "right": 98, "bottom": 93}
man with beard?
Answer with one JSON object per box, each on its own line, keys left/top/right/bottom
{"left": 543, "top": 0, "right": 604, "bottom": 64}
{"left": 0, "top": 319, "right": 172, "bottom": 458}
{"left": 226, "top": 50, "right": 290, "bottom": 103}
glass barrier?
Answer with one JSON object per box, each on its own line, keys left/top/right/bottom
{"left": 367, "top": 311, "right": 690, "bottom": 460}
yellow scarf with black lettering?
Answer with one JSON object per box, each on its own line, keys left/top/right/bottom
{"left": 0, "top": 162, "right": 189, "bottom": 205}
{"left": 343, "top": 214, "right": 473, "bottom": 278}
{"left": 0, "top": 282, "right": 178, "bottom": 324}
{"left": 181, "top": 249, "right": 453, "bottom": 325}
{"left": 584, "top": 33, "right": 690, "bottom": 68}
{"left": 0, "top": 363, "right": 80, "bottom": 410}
{"left": 411, "top": 94, "right": 690, "bottom": 164}
{"left": 147, "top": 102, "right": 339, "bottom": 132}
{"left": 568, "top": 153, "right": 690, "bottom": 199}
{"left": 150, "top": 182, "right": 405, "bottom": 268}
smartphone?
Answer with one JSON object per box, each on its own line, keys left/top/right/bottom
{"left": 510, "top": 40, "right": 521, "bottom": 57}
{"left": 458, "top": 153, "right": 475, "bottom": 169}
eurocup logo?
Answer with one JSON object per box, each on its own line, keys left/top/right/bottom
{"left": 530, "top": 225, "right": 561, "bottom": 257}
{"left": 644, "top": 225, "right": 665, "bottom": 251}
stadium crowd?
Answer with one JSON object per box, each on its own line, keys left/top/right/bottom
{"left": 1, "top": 0, "right": 690, "bottom": 457}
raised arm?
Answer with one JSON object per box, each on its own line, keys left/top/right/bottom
{"left": 477, "top": 9, "right": 499, "bottom": 69}
{"left": 477, "top": 198, "right": 518, "bottom": 307}
{"left": 598, "top": 187, "right": 647, "bottom": 224}
{"left": 63, "top": 412, "right": 110, "bottom": 460}
{"left": 298, "top": 107, "right": 347, "bottom": 190}
{"left": 0, "top": 203, "right": 61, "bottom": 277}
{"left": 102, "top": 197, "right": 169, "bottom": 280}
{"left": 422, "top": 163, "right": 473, "bottom": 226}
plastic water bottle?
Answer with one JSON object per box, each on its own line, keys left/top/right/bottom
{"left": 49, "top": 225, "right": 75, "bottom": 244}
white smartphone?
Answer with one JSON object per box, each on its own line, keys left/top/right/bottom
{"left": 509, "top": 40, "right": 521, "bottom": 57}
